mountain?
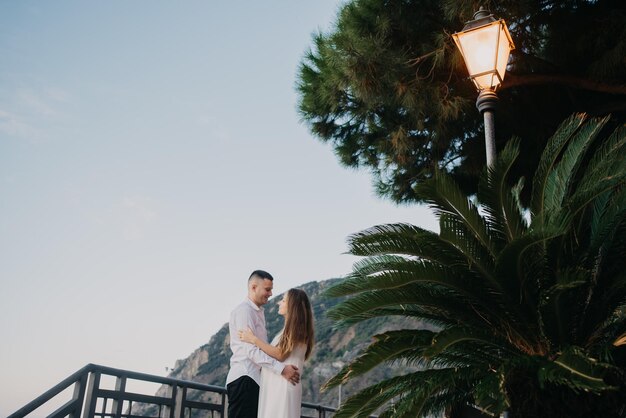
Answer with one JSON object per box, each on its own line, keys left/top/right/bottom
{"left": 137, "top": 279, "right": 426, "bottom": 414}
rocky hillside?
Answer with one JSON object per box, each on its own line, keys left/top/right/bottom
{"left": 137, "top": 278, "right": 426, "bottom": 414}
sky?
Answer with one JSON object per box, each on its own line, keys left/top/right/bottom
{"left": 0, "top": 1, "right": 438, "bottom": 416}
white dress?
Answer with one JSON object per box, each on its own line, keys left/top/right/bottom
{"left": 257, "top": 333, "right": 306, "bottom": 418}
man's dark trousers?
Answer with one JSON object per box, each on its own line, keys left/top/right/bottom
{"left": 226, "top": 376, "right": 259, "bottom": 418}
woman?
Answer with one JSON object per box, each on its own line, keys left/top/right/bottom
{"left": 238, "top": 288, "right": 314, "bottom": 418}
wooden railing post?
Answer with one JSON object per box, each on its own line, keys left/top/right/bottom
{"left": 159, "top": 384, "right": 171, "bottom": 418}
{"left": 110, "top": 375, "right": 126, "bottom": 418}
{"left": 175, "top": 386, "right": 183, "bottom": 418}
{"left": 81, "top": 371, "right": 100, "bottom": 418}
{"left": 69, "top": 370, "right": 89, "bottom": 418}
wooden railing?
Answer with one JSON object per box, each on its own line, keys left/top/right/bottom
{"left": 7, "top": 363, "right": 347, "bottom": 418}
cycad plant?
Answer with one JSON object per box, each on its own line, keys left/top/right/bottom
{"left": 323, "top": 114, "right": 626, "bottom": 418}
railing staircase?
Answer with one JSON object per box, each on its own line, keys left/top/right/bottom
{"left": 8, "top": 364, "right": 343, "bottom": 418}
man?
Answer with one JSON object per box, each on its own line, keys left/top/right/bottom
{"left": 226, "top": 270, "right": 300, "bottom": 418}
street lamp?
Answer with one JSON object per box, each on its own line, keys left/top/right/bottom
{"left": 452, "top": 7, "right": 515, "bottom": 167}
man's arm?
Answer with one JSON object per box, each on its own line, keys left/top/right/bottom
{"left": 239, "top": 327, "right": 288, "bottom": 361}
{"left": 231, "top": 306, "right": 300, "bottom": 384}
{"left": 231, "top": 305, "right": 286, "bottom": 374}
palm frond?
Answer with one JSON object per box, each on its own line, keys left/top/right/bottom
{"left": 581, "top": 271, "right": 626, "bottom": 347}
{"left": 416, "top": 170, "right": 497, "bottom": 261}
{"left": 564, "top": 173, "right": 626, "bottom": 222}
{"left": 587, "top": 188, "right": 626, "bottom": 262}
{"left": 439, "top": 214, "right": 498, "bottom": 286}
{"left": 478, "top": 137, "right": 527, "bottom": 246}
{"left": 346, "top": 223, "right": 465, "bottom": 265}
{"left": 325, "top": 305, "right": 458, "bottom": 329}
{"left": 325, "top": 286, "right": 499, "bottom": 331}
{"left": 322, "top": 329, "right": 435, "bottom": 389}
{"left": 344, "top": 219, "right": 510, "bottom": 309}
{"left": 349, "top": 254, "right": 428, "bottom": 281}
{"left": 422, "top": 326, "right": 515, "bottom": 359}
{"left": 434, "top": 343, "right": 509, "bottom": 368}
{"left": 539, "top": 268, "right": 590, "bottom": 346}
{"left": 539, "top": 346, "right": 618, "bottom": 394}
{"left": 325, "top": 257, "right": 509, "bottom": 323}
{"left": 334, "top": 368, "right": 483, "bottom": 418}
{"left": 531, "top": 113, "right": 587, "bottom": 223}
{"left": 494, "top": 224, "right": 569, "bottom": 337}
{"left": 588, "top": 192, "right": 612, "bottom": 258}
{"left": 331, "top": 373, "right": 421, "bottom": 418}
{"left": 577, "top": 123, "right": 626, "bottom": 194}
{"left": 543, "top": 116, "right": 610, "bottom": 223}
{"left": 472, "top": 370, "right": 508, "bottom": 415}
{"left": 325, "top": 257, "right": 467, "bottom": 296}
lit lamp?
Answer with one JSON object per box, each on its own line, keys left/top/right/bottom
{"left": 452, "top": 8, "right": 515, "bottom": 167}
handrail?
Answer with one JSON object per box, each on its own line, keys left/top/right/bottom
{"left": 8, "top": 364, "right": 93, "bottom": 418}
{"left": 89, "top": 363, "right": 227, "bottom": 394}
{"left": 8, "top": 363, "right": 364, "bottom": 418}
{"left": 301, "top": 401, "right": 338, "bottom": 416}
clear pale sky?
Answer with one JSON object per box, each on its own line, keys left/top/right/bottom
{"left": 0, "top": 1, "right": 437, "bottom": 415}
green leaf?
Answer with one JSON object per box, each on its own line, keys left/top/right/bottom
{"left": 416, "top": 171, "right": 497, "bottom": 262}
{"left": 323, "top": 329, "right": 435, "bottom": 390}
{"left": 543, "top": 116, "right": 610, "bottom": 222}
{"left": 539, "top": 347, "right": 617, "bottom": 394}
{"left": 531, "top": 114, "right": 587, "bottom": 223}
{"left": 422, "top": 326, "right": 514, "bottom": 359}
{"left": 478, "top": 137, "right": 528, "bottom": 245}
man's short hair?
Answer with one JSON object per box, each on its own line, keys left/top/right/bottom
{"left": 248, "top": 270, "right": 274, "bottom": 282}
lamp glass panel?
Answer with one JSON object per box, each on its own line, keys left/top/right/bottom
{"left": 496, "top": 23, "right": 512, "bottom": 81}
{"left": 473, "top": 73, "right": 497, "bottom": 90}
{"left": 456, "top": 23, "right": 499, "bottom": 81}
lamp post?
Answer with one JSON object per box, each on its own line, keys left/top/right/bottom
{"left": 331, "top": 361, "right": 345, "bottom": 407}
{"left": 452, "top": 7, "right": 515, "bottom": 167}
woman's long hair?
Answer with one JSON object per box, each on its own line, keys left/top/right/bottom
{"left": 277, "top": 288, "right": 314, "bottom": 360}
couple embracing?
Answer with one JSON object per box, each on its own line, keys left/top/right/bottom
{"left": 226, "top": 270, "right": 315, "bottom": 418}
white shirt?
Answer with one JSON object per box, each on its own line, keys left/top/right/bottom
{"left": 226, "top": 298, "right": 284, "bottom": 386}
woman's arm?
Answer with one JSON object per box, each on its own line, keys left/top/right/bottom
{"left": 238, "top": 327, "right": 289, "bottom": 361}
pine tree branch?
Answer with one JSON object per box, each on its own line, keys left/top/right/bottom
{"left": 501, "top": 73, "right": 626, "bottom": 95}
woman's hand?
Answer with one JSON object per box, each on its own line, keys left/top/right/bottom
{"left": 238, "top": 327, "right": 257, "bottom": 345}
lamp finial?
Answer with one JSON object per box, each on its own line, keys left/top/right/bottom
{"left": 473, "top": 7, "right": 491, "bottom": 20}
